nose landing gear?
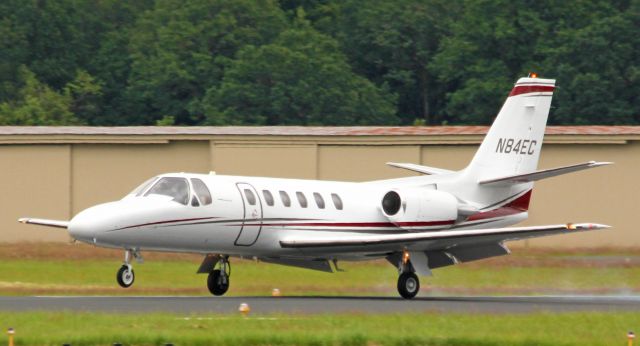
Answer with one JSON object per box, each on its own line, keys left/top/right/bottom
{"left": 207, "top": 256, "right": 230, "bottom": 296}
{"left": 117, "top": 264, "right": 134, "bottom": 288}
{"left": 116, "top": 249, "right": 142, "bottom": 288}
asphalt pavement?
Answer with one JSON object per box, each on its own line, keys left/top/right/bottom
{"left": 1, "top": 295, "right": 639, "bottom": 314}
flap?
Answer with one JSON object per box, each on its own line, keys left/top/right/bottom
{"left": 259, "top": 257, "right": 333, "bottom": 273}
{"left": 446, "top": 242, "right": 510, "bottom": 262}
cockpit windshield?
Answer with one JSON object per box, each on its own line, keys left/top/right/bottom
{"left": 144, "top": 177, "right": 190, "bottom": 205}
{"left": 129, "top": 177, "right": 158, "bottom": 196}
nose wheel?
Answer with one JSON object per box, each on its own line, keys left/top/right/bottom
{"left": 207, "top": 256, "right": 230, "bottom": 296}
{"left": 116, "top": 249, "right": 141, "bottom": 288}
{"left": 117, "top": 265, "right": 135, "bottom": 288}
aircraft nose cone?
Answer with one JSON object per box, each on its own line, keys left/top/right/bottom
{"left": 68, "top": 212, "right": 96, "bottom": 242}
{"left": 68, "top": 203, "right": 117, "bottom": 242}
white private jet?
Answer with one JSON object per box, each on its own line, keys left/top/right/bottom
{"left": 20, "top": 75, "right": 611, "bottom": 299}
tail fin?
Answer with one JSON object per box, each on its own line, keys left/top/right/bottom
{"left": 464, "top": 76, "right": 555, "bottom": 180}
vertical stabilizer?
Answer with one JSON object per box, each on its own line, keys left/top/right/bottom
{"left": 464, "top": 77, "right": 555, "bottom": 181}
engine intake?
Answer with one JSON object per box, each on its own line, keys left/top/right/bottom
{"left": 380, "top": 188, "right": 459, "bottom": 230}
{"left": 382, "top": 191, "right": 402, "bottom": 216}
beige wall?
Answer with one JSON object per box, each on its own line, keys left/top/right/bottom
{"left": 1, "top": 135, "right": 637, "bottom": 248}
{"left": 71, "top": 142, "right": 211, "bottom": 213}
{"left": 318, "top": 145, "right": 420, "bottom": 181}
{"left": 526, "top": 143, "right": 639, "bottom": 247}
{"left": 1, "top": 145, "right": 72, "bottom": 241}
{"left": 212, "top": 144, "right": 316, "bottom": 179}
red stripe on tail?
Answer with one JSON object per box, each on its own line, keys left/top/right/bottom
{"left": 509, "top": 85, "right": 554, "bottom": 97}
{"left": 467, "top": 190, "right": 532, "bottom": 221}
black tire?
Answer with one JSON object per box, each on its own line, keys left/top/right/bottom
{"left": 207, "top": 269, "right": 229, "bottom": 296}
{"left": 397, "top": 272, "right": 419, "bottom": 299}
{"left": 117, "top": 265, "right": 135, "bottom": 288}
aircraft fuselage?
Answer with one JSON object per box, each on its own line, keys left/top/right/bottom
{"left": 68, "top": 173, "right": 527, "bottom": 260}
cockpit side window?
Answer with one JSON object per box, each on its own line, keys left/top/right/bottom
{"left": 130, "top": 177, "right": 158, "bottom": 196}
{"left": 191, "top": 178, "right": 212, "bottom": 205}
{"left": 145, "top": 177, "right": 189, "bottom": 205}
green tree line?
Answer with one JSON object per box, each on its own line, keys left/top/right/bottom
{"left": 0, "top": 0, "right": 638, "bottom": 126}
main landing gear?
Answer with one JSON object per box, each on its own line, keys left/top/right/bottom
{"left": 116, "top": 249, "right": 142, "bottom": 288}
{"left": 207, "top": 256, "right": 230, "bottom": 296}
{"left": 397, "top": 272, "right": 420, "bottom": 299}
{"left": 396, "top": 250, "right": 420, "bottom": 299}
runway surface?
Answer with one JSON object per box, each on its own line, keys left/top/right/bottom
{"left": 2, "top": 295, "right": 640, "bottom": 314}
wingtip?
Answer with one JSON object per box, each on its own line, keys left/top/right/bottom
{"left": 590, "top": 161, "right": 614, "bottom": 167}
{"left": 567, "top": 223, "right": 611, "bottom": 230}
{"left": 17, "top": 217, "right": 70, "bottom": 229}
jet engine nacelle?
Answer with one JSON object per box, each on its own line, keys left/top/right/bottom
{"left": 381, "top": 188, "right": 458, "bottom": 230}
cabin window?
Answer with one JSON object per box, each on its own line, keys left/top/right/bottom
{"left": 191, "top": 178, "right": 212, "bottom": 205}
{"left": 145, "top": 177, "right": 189, "bottom": 205}
{"left": 130, "top": 177, "right": 158, "bottom": 196}
{"left": 279, "top": 191, "right": 291, "bottom": 207}
{"left": 313, "top": 192, "right": 325, "bottom": 209}
{"left": 244, "top": 189, "right": 257, "bottom": 205}
{"left": 331, "top": 193, "right": 343, "bottom": 210}
{"left": 262, "top": 190, "right": 274, "bottom": 206}
{"left": 191, "top": 196, "right": 200, "bottom": 207}
{"left": 296, "top": 192, "right": 308, "bottom": 208}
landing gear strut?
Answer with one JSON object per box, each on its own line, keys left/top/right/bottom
{"left": 396, "top": 250, "right": 420, "bottom": 299}
{"left": 117, "top": 249, "right": 142, "bottom": 288}
{"left": 207, "top": 256, "right": 230, "bottom": 296}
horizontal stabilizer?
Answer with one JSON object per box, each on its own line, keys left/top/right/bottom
{"left": 386, "top": 162, "right": 454, "bottom": 175}
{"left": 18, "top": 217, "right": 69, "bottom": 229}
{"left": 280, "top": 223, "right": 609, "bottom": 249}
{"left": 478, "top": 161, "right": 612, "bottom": 186}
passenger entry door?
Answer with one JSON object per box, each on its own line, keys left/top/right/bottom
{"left": 234, "top": 183, "right": 263, "bottom": 246}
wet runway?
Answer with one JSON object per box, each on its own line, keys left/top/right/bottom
{"left": 1, "top": 295, "right": 640, "bottom": 314}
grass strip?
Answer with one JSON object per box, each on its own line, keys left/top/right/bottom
{"left": 0, "top": 311, "right": 639, "bottom": 345}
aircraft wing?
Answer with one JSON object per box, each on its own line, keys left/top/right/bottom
{"left": 478, "top": 161, "right": 612, "bottom": 186}
{"left": 279, "top": 223, "right": 609, "bottom": 249}
{"left": 18, "top": 218, "right": 69, "bottom": 229}
{"left": 386, "top": 162, "right": 454, "bottom": 175}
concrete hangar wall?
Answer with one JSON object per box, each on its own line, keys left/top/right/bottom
{"left": 1, "top": 126, "right": 638, "bottom": 248}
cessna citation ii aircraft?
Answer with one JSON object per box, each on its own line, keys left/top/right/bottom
{"left": 21, "top": 75, "right": 611, "bottom": 299}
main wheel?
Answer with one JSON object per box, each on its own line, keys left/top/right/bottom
{"left": 397, "top": 272, "right": 419, "bottom": 299}
{"left": 117, "top": 265, "right": 135, "bottom": 288}
{"left": 207, "top": 269, "right": 229, "bottom": 296}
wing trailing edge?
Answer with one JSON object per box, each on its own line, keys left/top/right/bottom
{"left": 279, "top": 223, "right": 610, "bottom": 249}
{"left": 478, "top": 161, "right": 612, "bottom": 186}
{"left": 18, "top": 218, "right": 69, "bottom": 229}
